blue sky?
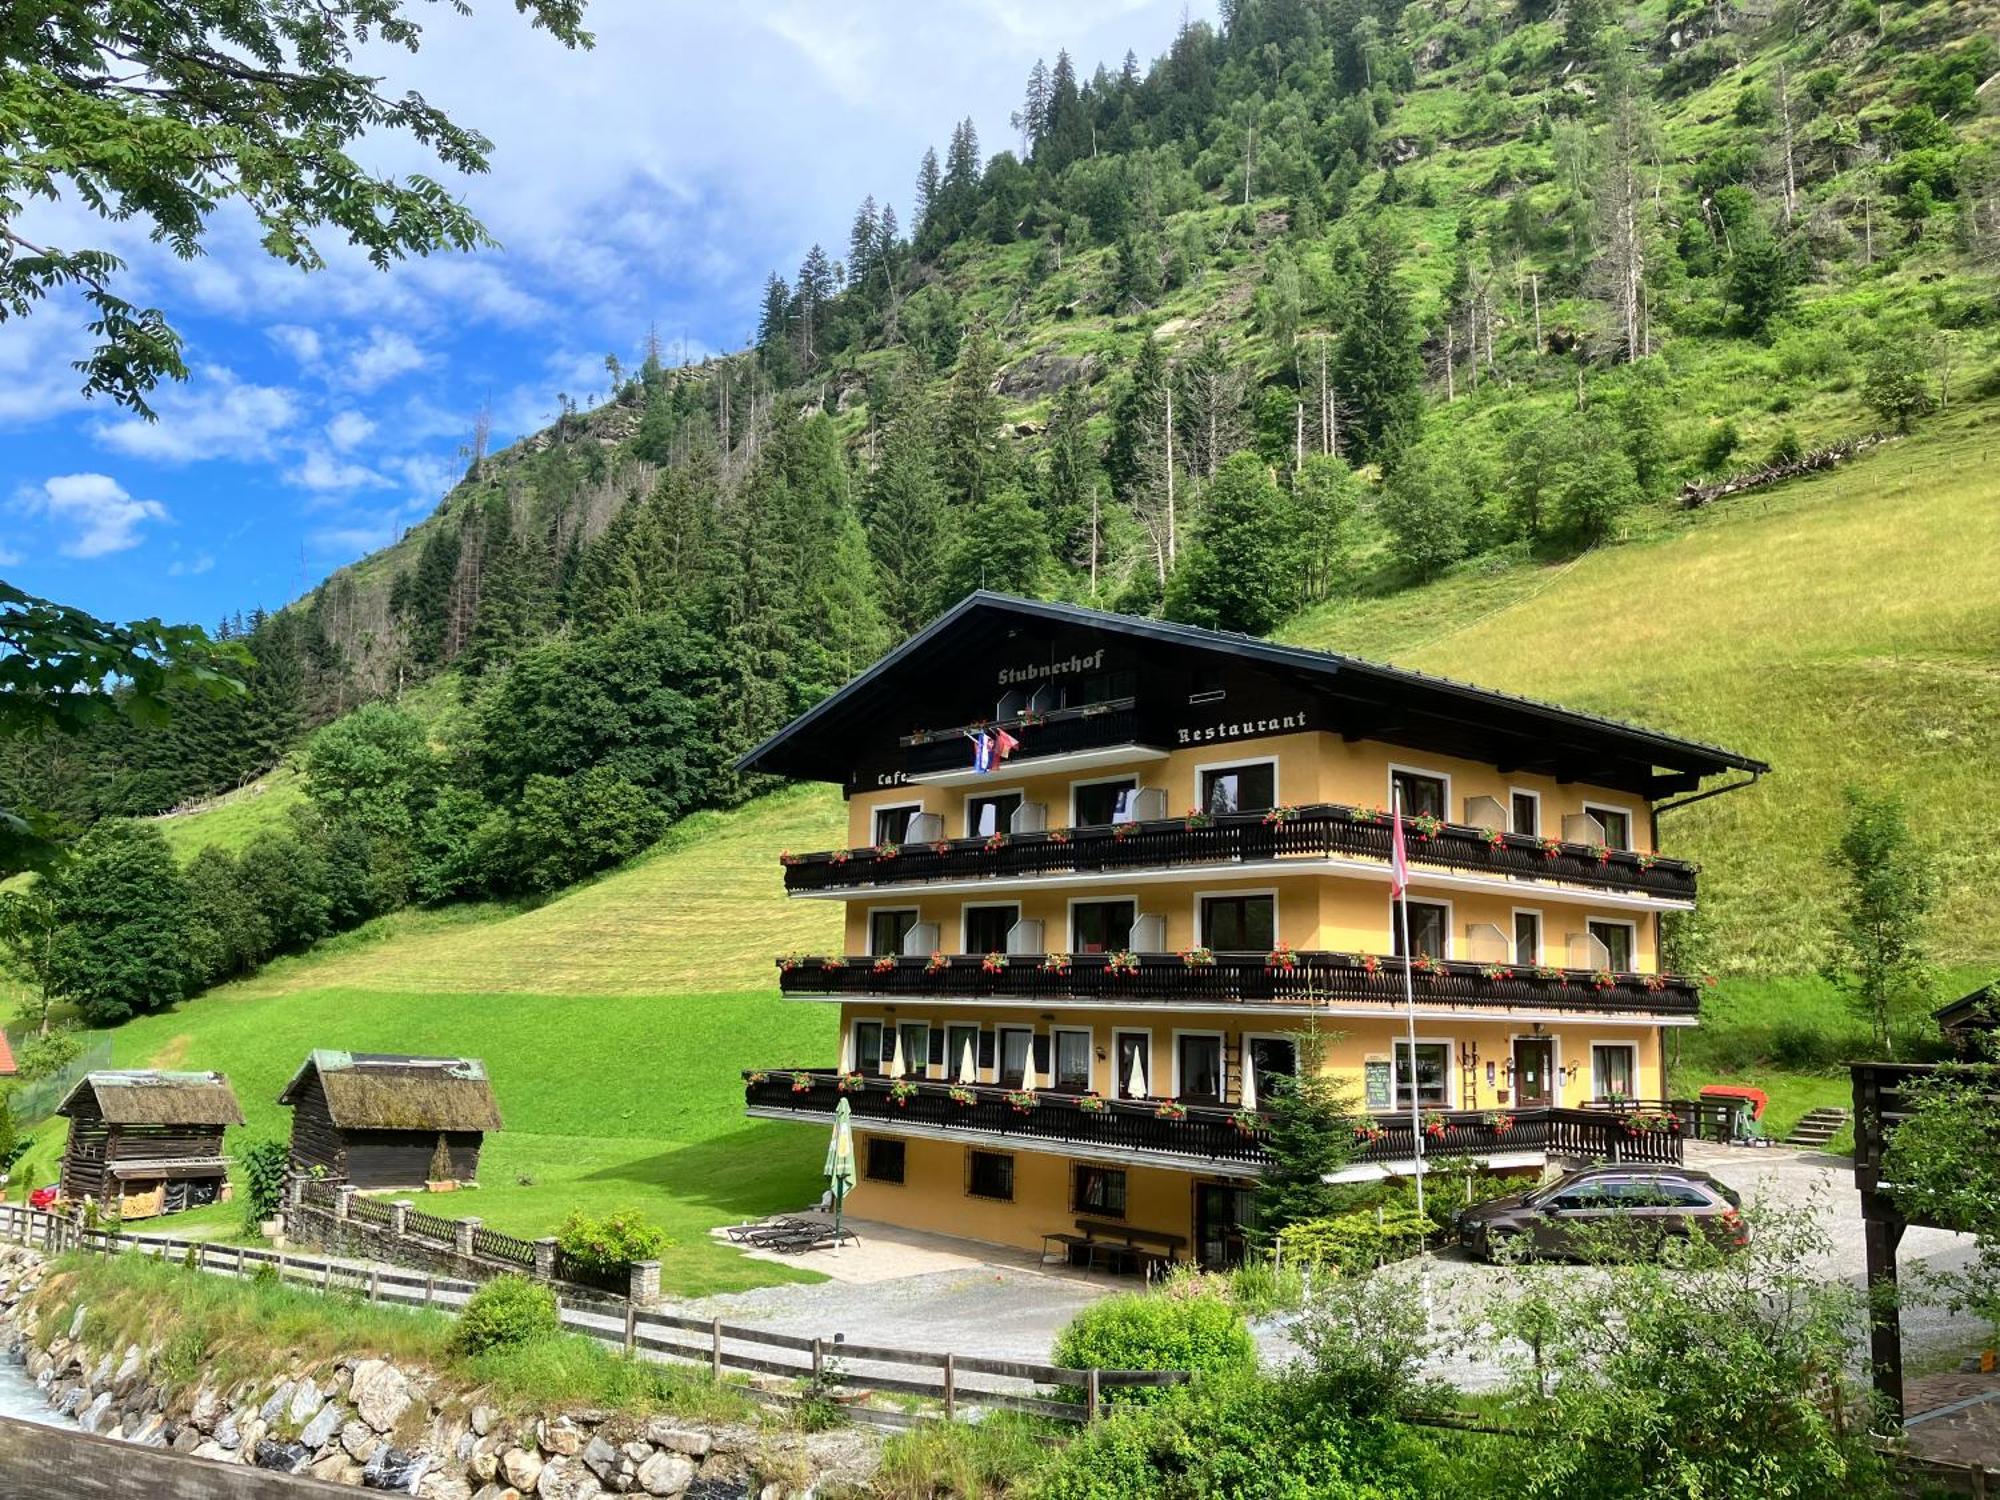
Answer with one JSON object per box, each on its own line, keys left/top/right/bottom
{"left": 2, "top": 0, "right": 1209, "bottom": 630}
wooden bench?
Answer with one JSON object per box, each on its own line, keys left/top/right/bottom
{"left": 1041, "top": 1219, "right": 1188, "bottom": 1278}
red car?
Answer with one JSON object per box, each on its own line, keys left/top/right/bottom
{"left": 27, "top": 1185, "right": 58, "bottom": 1211}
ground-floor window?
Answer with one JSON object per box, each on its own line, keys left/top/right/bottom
{"left": 967, "top": 1150, "right": 1014, "bottom": 1202}
{"left": 1393, "top": 1040, "right": 1451, "bottom": 1108}
{"left": 1592, "top": 1043, "right": 1638, "bottom": 1100}
{"left": 1072, "top": 1165, "right": 1126, "bottom": 1218}
{"left": 865, "top": 1138, "right": 906, "bottom": 1184}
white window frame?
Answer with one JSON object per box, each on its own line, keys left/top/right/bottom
{"left": 1508, "top": 787, "right": 1542, "bottom": 837}
{"left": 1242, "top": 1030, "right": 1300, "bottom": 1100}
{"left": 1192, "top": 754, "right": 1280, "bottom": 816}
{"left": 894, "top": 1019, "right": 935, "bottom": 1079}
{"left": 1387, "top": 761, "right": 1453, "bottom": 820}
{"left": 1586, "top": 915, "right": 1641, "bottom": 973}
{"left": 1068, "top": 892, "right": 1140, "bottom": 952}
{"left": 869, "top": 800, "right": 925, "bottom": 847}
{"left": 1192, "top": 886, "right": 1280, "bottom": 950}
{"left": 963, "top": 785, "right": 1027, "bottom": 838}
{"left": 995, "top": 1024, "right": 1037, "bottom": 1088}
{"left": 1051, "top": 1025, "right": 1095, "bottom": 1094}
{"left": 1069, "top": 772, "right": 1141, "bottom": 828}
{"left": 1171, "top": 1028, "right": 1227, "bottom": 1101}
{"left": 1589, "top": 1039, "right": 1643, "bottom": 1101}
{"left": 1508, "top": 1032, "right": 1564, "bottom": 1108}
{"left": 1112, "top": 1027, "right": 1156, "bottom": 1099}
{"left": 1511, "top": 906, "right": 1545, "bottom": 967}
{"left": 943, "top": 1022, "right": 983, "bottom": 1084}
{"left": 959, "top": 900, "right": 1023, "bottom": 953}
{"left": 1392, "top": 1035, "right": 1457, "bottom": 1109}
{"left": 864, "top": 904, "right": 922, "bottom": 958}
{"left": 1392, "top": 894, "right": 1455, "bottom": 960}
{"left": 1582, "top": 800, "right": 1638, "bottom": 851}
{"left": 850, "top": 1015, "right": 891, "bottom": 1075}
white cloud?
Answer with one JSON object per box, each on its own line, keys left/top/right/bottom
{"left": 0, "top": 545, "right": 21, "bottom": 567}
{"left": 268, "top": 324, "right": 324, "bottom": 367}
{"left": 342, "top": 327, "right": 431, "bottom": 391}
{"left": 17, "top": 473, "right": 169, "bottom": 558}
{"left": 287, "top": 447, "right": 391, "bottom": 494}
{"left": 90, "top": 365, "right": 298, "bottom": 463}
{"left": 326, "top": 410, "right": 376, "bottom": 451}
{"left": 168, "top": 552, "right": 216, "bottom": 577}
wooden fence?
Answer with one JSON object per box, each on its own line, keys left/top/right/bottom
{"left": 0, "top": 1204, "right": 1182, "bottom": 1424}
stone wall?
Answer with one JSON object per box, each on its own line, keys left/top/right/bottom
{"left": 0, "top": 1243, "right": 880, "bottom": 1498}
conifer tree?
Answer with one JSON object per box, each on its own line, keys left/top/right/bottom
{"left": 938, "top": 486, "right": 1053, "bottom": 602}
{"left": 1043, "top": 52, "right": 1090, "bottom": 170}
{"left": 862, "top": 373, "right": 952, "bottom": 632}
{"left": 1165, "top": 451, "right": 1299, "bottom": 633}
{"left": 941, "top": 320, "right": 1008, "bottom": 507}
{"left": 1334, "top": 225, "right": 1424, "bottom": 461}
{"left": 847, "top": 196, "right": 880, "bottom": 290}
{"left": 1040, "top": 379, "right": 1102, "bottom": 574}
{"left": 915, "top": 147, "right": 942, "bottom": 235}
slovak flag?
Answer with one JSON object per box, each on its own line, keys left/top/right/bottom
{"left": 993, "top": 727, "right": 1021, "bottom": 762}
{"left": 970, "top": 731, "right": 994, "bottom": 773}
{"left": 1390, "top": 802, "right": 1410, "bottom": 899}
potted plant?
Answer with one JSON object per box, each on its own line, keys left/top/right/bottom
{"left": 1106, "top": 950, "right": 1140, "bottom": 978}
{"left": 1229, "top": 1109, "right": 1263, "bottom": 1135}
{"left": 980, "top": 951, "right": 1008, "bottom": 975}
{"left": 925, "top": 951, "right": 950, "bottom": 975}
{"left": 1479, "top": 964, "right": 1514, "bottom": 982}
{"left": 1357, "top": 952, "right": 1383, "bottom": 976}
{"left": 1533, "top": 964, "right": 1562, "bottom": 983}
{"left": 1180, "top": 946, "right": 1216, "bottom": 969}
{"left": 1589, "top": 969, "right": 1617, "bottom": 992}
{"left": 828, "top": 849, "right": 852, "bottom": 867}
{"left": 1412, "top": 952, "right": 1446, "bottom": 977}
{"left": 820, "top": 956, "right": 848, "bottom": 972}
{"left": 789, "top": 1071, "right": 815, "bottom": 1093}
{"left": 778, "top": 850, "right": 803, "bottom": 867}
{"left": 1481, "top": 1112, "right": 1516, "bottom": 1137}
{"left": 1348, "top": 804, "right": 1386, "bottom": 825}
{"left": 1041, "top": 952, "right": 1072, "bottom": 976}
{"left": 777, "top": 953, "right": 802, "bottom": 974}
{"left": 947, "top": 1085, "right": 977, "bottom": 1107}
{"left": 1005, "top": 1089, "right": 1039, "bottom": 1114}
{"left": 983, "top": 831, "right": 1008, "bottom": 854}
{"left": 1183, "top": 806, "right": 1214, "bottom": 831}
{"left": 1537, "top": 835, "right": 1563, "bottom": 861}
{"left": 837, "top": 1072, "right": 866, "bottom": 1094}
{"left": 1409, "top": 811, "right": 1444, "bottom": 841}
{"left": 1421, "top": 1111, "right": 1449, "bottom": 1140}
{"left": 1262, "top": 805, "right": 1299, "bottom": 828}
{"left": 1154, "top": 1099, "right": 1188, "bottom": 1121}
{"left": 1075, "top": 1093, "right": 1108, "bottom": 1113}
{"left": 1479, "top": 826, "right": 1506, "bottom": 849}
{"left": 1046, "top": 828, "right": 1071, "bottom": 845}
{"left": 931, "top": 839, "right": 953, "bottom": 856}
{"left": 1265, "top": 942, "right": 1297, "bottom": 973}
{"left": 425, "top": 1135, "right": 457, "bottom": 1193}
{"left": 888, "top": 1080, "right": 919, "bottom": 1108}
{"left": 872, "top": 955, "right": 897, "bottom": 975}
{"left": 874, "top": 841, "right": 900, "bottom": 862}
{"left": 1642, "top": 972, "right": 1670, "bottom": 994}
{"left": 1354, "top": 1120, "right": 1387, "bottom": 1144}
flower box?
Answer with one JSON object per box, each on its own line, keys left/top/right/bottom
{"left": 925, "top": 952, "right": 950, "bottom": 975}
{"left": 828, "top": 850, "right": 851, "bottom": 867}
{"left": 1537, "top": 836, "right": 1563, "bottom": 861}
{"left": 777, "top": 955, "right": 802, "bottom": 974}
{"left": 778, "top": 851, "right": 802, "bottom": 867}
{"left": 947, "top": 1086, "right": 976, "bottom": 1107}
{"left": 1041, "top": 952, "right": 1072, "bottom": 976}
{"left": 820, "top": 956, "right": 847, "bottom": 972}
{"left": 836, "top": 1072, "right": 866, "bottom": 1093}
{"left": 872, "top": 956, "right": 897, "bottom": 975}
{"left": 1479, "top": 964, "right": 1514, "bottom": 982}
{"left": 1357, "top": 952, "right": 1383, "bottom": 976}
{"left": 1005, "top": 1090, "right": 1039, "bottom": 1114}
{"left": 1408, "top": 812, "right": 1443, "bottom": 842}
{"left": 1480, "top": 826, "right": 1506, "bottom": 849}
{"left": 1348, "top": 805, "right": 1386, "bottom": 825}
{"left": 980, "top": 952, "right": 1008, "bottom": 975}
{"left": 888, "top": 1080, "right": 919, "bottom": 1108}
{"left": 931, "top": 840, "right": 953, "bottom": 856}
{"left": 1106, "top": 950, "right": 1140, "bottom": 978}
{"left": 1265, "top": 943, "right": 1297, "bottom": 974}
{"left": 790, "top": 1071, "right": 815, "bottom": 1094}
{"left": 1589, "top": 969, "right": 1617, "bottom": 992}
{"left": 1262, "top": 805, "right": 1299, "bottom": 828}
{"left": 1183, "top": 807, "right": 1214, "bottom": 831}
{"left": 1412, "top": 953, "right": 1446, "bottom": 977}
{"left": 1075, "top": 1093, "right": 1108, "bottom": 1113}
{"left": 1354, "top": 1123, "right": 1387, "bottom": 1144}
{"left": 874, "top": 842, "right": 900, "bottom": 861}
{"left": 1180, "top": 947, "right": 1216, "bottom": 969}
{"left": 1229, "top": 1110, "right": 1263, "bottom": 1135}
{"left": 747, "top": 1071, "right": 770, "bottom": 1085}
{"left": 983, "top": 832, "right": 1008, "bottom": 853}
{"left": 1154, "top": 1100, "right": 1188, "bottom": 1121}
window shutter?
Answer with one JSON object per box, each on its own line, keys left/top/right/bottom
{"left": 1032, "top": 1035, "right": 1052, "bottom": 1076}
{"left": 880, "top": 1030, "right": 896, "bottom": 1065}
{"left": 978, "top": 1030, "right": 996, "bottom": 1069}
{"left": 928, "top": 1029, "right": 945, "bottom": 1067}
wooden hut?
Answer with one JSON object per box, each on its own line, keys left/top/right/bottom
{"left": 56, "top": 1071, "right": 243, "bottom": 1220}
{"left": 277, "top": 1052, "right": 502, "bottom": 1189}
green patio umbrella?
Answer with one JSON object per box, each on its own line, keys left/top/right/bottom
{"left": 824, "top": 1096, "right": 856, "bottom": 1240}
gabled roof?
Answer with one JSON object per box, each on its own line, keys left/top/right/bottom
{"left": 278, "top": 1051, "right": 503, "bottom": 1133}
{"left": 57, "top": 1071, "right": 245, "bottom": 1127}
{"left": 1937, "top": 983, "right": 1998, "bottom": 1033}
{"left": 735, "top": 592, "right": 1769, "bottom": 794}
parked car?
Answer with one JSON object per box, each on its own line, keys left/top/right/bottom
{"left": 1456, "top": 1166, "right": 1747, "bottom": 1262}
{"left": 27, "top": 1185, "right": 58, "bottom": 1211}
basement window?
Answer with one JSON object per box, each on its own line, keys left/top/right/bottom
{"left": 967, "top": 1150, "right": 1015, "bottom": 1202}
{"left": 865, "top": 1139, "right": 906, "bottom": 1185}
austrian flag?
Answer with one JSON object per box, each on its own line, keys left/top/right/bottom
{"left": 1390, "top": 801, "right": 1410, "bottom": 898}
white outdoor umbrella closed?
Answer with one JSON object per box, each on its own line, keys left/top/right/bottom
{"left": 1127, "top": 1049, "right": 1148, "bottom": 1100}
{"left": 888, "top": 1029, "right": 907, "bottom": 1080}
{"left": 958, "top": 1036, "right": 978, "bottom": 1084}
{"left": 1020, "top": 1042, "right": 1040, "bottom": 1092}
{"left": 1240, "top": 1057, "right": 1259, "bottom": 1112}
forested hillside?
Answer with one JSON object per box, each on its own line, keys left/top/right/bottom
{"left": 6, "top": 0, "right": 1997, "bottom": 1028}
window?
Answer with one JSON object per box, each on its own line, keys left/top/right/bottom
{"left": 869, "top": 909, "right": 918, "bottom": 957}
{"left": 1177, "top": 1034, "right": 1224, "bottom": 1103}
{"left": 1073, "top": 900, "right": 1135, "bottom": 953}
{"left": 1587, "top": 805, "right": 1632, "bottom": 851}
{"left": 897, "top": 1022, "right": 931, "bottom": 1076}
{"left": 1393, "top": 1040, "right": 1450, "bottom": 1108}
{"left": 864, "top": 1139, "right": 905, "bottom": 1184}
{"left": 1592, "top": 1043, "right": 1638, "bottom": 1100}
{"left": 1513, "top": 911, "right": 1542, "bottom": 967}
{"left": 1198, "top": 762, "right": 1276, "bottom": 815}
{"left": 1246, "top": 1037, "right": 1297, "bottom": 1100}
{"left": 874, "top": 805, "right": 919, "bottom": 845}
{"left": 1200, "top": 894, "right": 1275, "bottom": 951}
{"left": 963, "top": 904, "right": 1018, "bottom": 954}
{"left": 967, "top": 1150, "right": 1014, "bottom": 1201}
{"left": 853, "top": 1021, "right": 885, "bottom": 1075}
{"left": 1053, "top": 1029, "right": 1093, "bottom": 1093}
{"left": 944, "top": 1024, "right": 980, "bottom": 1081}
{"left": 999, "top": 1027, "right": 1035, "bottom": 1087}
{"left": 1115, "top": 1032, "right": 1153, "bottom": 1099}
{"left": 1588, "top": 920, "right": 1636, "bottom": 972}
{"left": 1394, "top": 900, "right": 1449, "bottom": 960}
{"left": 1074, "top": 778, "right": 1138, "bottom": 827}
{"left": 967, "top": 791, "right": 1023, "bottom": 839}
{"left": 1510, "top": 792, "right": 1540, "bottom": 837}
{"left": 1391, "top": 769, "right": 1447, "bottom": 820}
{"left": 1073, "top": 1165, "right": 1127, "bottom": 1218}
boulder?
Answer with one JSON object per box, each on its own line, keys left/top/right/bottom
{"left": 471, "top": 1405, "right": 498, "bottom": 1437}
{"left": 635, "top": 1451, "right": 695, "bottom": 1497}
{"left": 287, "top": 1375, "right": 325, "bottom": 1427}
{"left": 253, "top": 1437, "right": 314, "bottom": 1473}
{"left": 300, "top": 1399, "right": 346, "bottom": 1451}
{"left": 537, "top": 1416, "right": 583, "bottom": 1456}
{"left": 535, "top": 1455, "right": 604, "bottom": 1500}
{"left": 472, "top": 1487, "right": 524, "bottom": 1500}
{"left": 172, "top": 1425, "right": 205, "bottom": 1454}
{"left": 191, "top": 1440, "right": 236, "bottom": 1463}
{"left": 418, "top": 1474, "right": 475, "bottom": 1500}
{"left": 343, "top": 1418, "right": 383, "bottom": 1462}
{"left": 642, "top": 1425, "right": 711, "bottom": 1459}
{"left": 130, "top": 1413, "right": 168, "bottom": 1447}
{"left": 581, "top": 1434, "right": 621, "bottom": 1482}
{"left": 363, "top": 1443, "right": 431, "bottom": 1492}
{"left": 259, "top": 1379, "right": 297, "bottom": 1424}
{"left": 503, "top": 1448, "right": 544, "bottom": 1492}
{"left": 471, "top": 1449, "right": 500, "bottom": 1483}
{"left": 68, "top": 1306, "right": 86, "bottom": 1340}
{"left": 238, "top": 1417, "right": 268, "bottom": 1456}
{"left": 311, "top": 1453, "right": 365, "bottom": 1485}
{"left": 76, "top": 1391, "right": 114, "bottom": 1434}
{"left": 352, "top": 1359, "right": 414, "bottom": 1433}
{"left": 215, "top": 1410, "right": 242, "bottom": 1449}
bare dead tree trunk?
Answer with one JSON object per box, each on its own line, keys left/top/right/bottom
{"left": 1778, "top": 65, "right": 1798, "bottom": 227}
{"left": 1444, "top": 323, "right": 1455, "bottom": 401}
{"left": 1532, "top": 273, "right": 1542, "bottom": 352}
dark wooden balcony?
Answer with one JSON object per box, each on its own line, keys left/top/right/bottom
{"left": 743, "top": 1070, "right": 1684, "bottom": 1172}
{"left": 776, "top": 950, "right": 1703, "bottom": 1019}
{"left": 781, "top": 802, "right": 1697, "bottom": 903}
{"left": 900, "top": 698, "right": 1160, "bottom": 778}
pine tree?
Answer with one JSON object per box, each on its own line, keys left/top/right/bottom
{"left": 1165, "top": 451, "right": 1299, "bottom": 633}
{"left": 941, "top": 320, "right": 1007, "bottom": 507}
{"left": 862, "top": 373, "right": 952, "bottom": 632}
{"left": 757, "top": 272, "right": 794, "bottom": 385}
{"left": 1295, "top": 454, "right": 1361, "bottom": 603}
{"left": 1178, "top": 334, "right": 1250, "bottom": 481}
{"left": 1334, "top": 225, "right": 1424, "bottom": 462}
{"left": 938, "top": 486, "right": 1053, "bottom": 602}
{"left": 915, "top": 147, "right": 942, "bottom": 234}
{"left": 1040, "top": 379, "right": 1101, "bottom": 576}
{"left": 795, "top": 245, "right": 835, "bottom": 368}
{"left": 847, "top": 196, "right": 880, "bottom": 290}
{"left": 940, "top": 119, "right": 983, "bottom": 242}
{"left": 1020, "top": 58, "right": 1050, "bottom": 158}
{"left": 1107, "top": 332, "right": 1169, "bottom": 502}
{"left": 1044, "top": 51, "right": 1089, "bottom": 170}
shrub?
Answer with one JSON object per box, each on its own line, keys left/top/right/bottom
{"left": 455, "top": 1275, "right": 559, "bottom": 1356}
{"left": 1765, "top": 425, "right": 1804, "bottom": 466}
{"left": 1275, "top": 1206, "right": 1432, "bottom": 1274}
{"left": 239, "top": 1137, "right": 291, "bottom": 1232}
{"left": 555, "top": 1209, "right": 669, "bottom": 1275}
{"left": 1050, "top": 1289, "right": 1256, "bottom": 1404}
{"left": 1699, "top": 421, "right": 1740, "bottom": 473}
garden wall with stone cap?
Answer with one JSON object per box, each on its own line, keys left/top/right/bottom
{"left": 0, "top": 1242, "right": 880, "bottom": 1498}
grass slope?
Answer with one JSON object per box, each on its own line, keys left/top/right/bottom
{"left": 1284, "top": 409, "right": 2000, "bottom": 976}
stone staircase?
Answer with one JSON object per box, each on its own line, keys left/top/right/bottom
{"left": 1784, "top": 1106, "right": 1850, "bottom": 1149}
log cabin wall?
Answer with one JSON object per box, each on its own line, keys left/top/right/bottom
{"left": 285, "top": 1068, "right": 347, "bottom": 1180}
{"left": 343, "top": 1131, "right": 482, "bottom": 1189}
{"left": 58, "top": 1091, "right": 109, "bottom": 1203}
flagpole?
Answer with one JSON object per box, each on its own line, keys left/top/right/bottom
{"left": 1394, "top": 783, "right": 1426, "bottom": 1227}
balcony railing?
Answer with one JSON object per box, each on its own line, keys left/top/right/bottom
{"left": 900, "top": 698, "right": 1158, "bottom": 777}
{"left": 776, "top": 950, "right": 1703, "bottom": 1018}
{"left": 782, "top": 802, "right": 1697, "bottom": 902}
{"left": 743, "top": 1070, "right": 1685, "bottom": 1170}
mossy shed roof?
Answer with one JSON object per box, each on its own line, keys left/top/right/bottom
{"left": 277, "top": 1051, "right": 503, "bottom": 1133}
{"left": 57, "top": 1071, "right": 245, "bottom": 1127}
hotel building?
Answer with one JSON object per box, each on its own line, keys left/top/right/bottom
{"left": 738, "top": 594, "right": 1766, "bottom": 1267}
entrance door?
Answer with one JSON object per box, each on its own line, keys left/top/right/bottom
{"left": 1514, "top": 1038, "right": 1555, "bottom": 1106}
{"left": 1194, "top": 1183, "right": 1254, "bottom": 1269}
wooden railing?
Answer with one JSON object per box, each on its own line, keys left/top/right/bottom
{"left": 745, "top": 1071, "right": 1686, "bottom": 1170}
{"left": 783, "top": 800, "right": 1697, "bottom": 902}
{"left": 899, "top": 698, "right": 1155, "bottom": 776}
{"left": 778, "top": 950, "right": 1703, "bottom": 1018}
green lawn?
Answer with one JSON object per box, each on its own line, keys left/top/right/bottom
{"left": 149, "top": 767, "right": 308, "bottom": 859}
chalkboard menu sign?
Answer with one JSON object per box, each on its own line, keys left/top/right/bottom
{"left": 1363, "top": 1057, "right": 1393, "bottom": 1111}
